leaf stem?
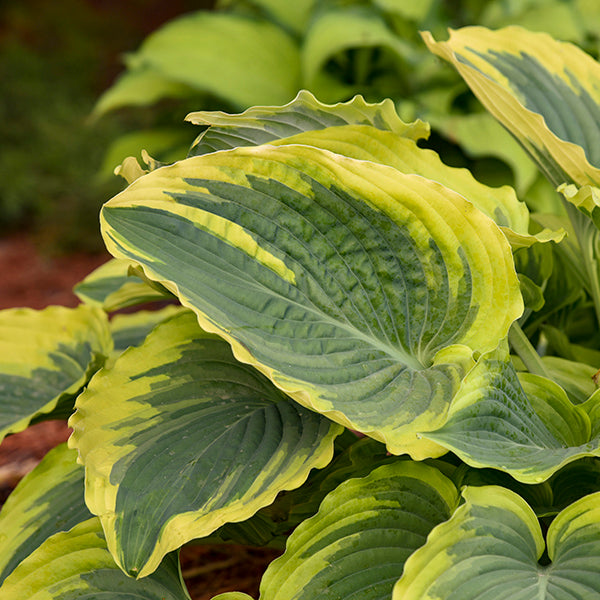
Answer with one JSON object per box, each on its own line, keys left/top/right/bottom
{"left": 508, "top": 322, "right": 550, "bottom": 379}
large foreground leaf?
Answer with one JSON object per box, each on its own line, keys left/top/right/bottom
{"left": 394, "top": 486, "right": 600, "bottom": 599}
{"left": 0, "top": 444, "right": 89, "bottom": 585}
{"left": 216, "top": 461, "right": 459, "bottom": 600}
{"left": 69, "top": 311, "right": 341, "bottom": 578}
{"left": 0, "top": 518, "right": 190, "bottom": 599}
{"left": 101, "top": 143, "right": 522, "bottom": 456}
{"left": 423, "top": 26, "right": 600, "bottom": 187}
{"left": 0, "top": 305, "right": 111, "bottom": 441}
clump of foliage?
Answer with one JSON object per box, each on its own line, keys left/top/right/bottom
{"left": 5, "top": 23, "right": 600, "bottom": 600}
{"left": 96, "top": 0, "right": 600, "bottom": 201}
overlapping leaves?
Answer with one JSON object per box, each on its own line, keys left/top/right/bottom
{"left": 215, "top": 461, "right": 460, "bottom": 600}
{"left": 0, "top": 305, "right": 111, "bottom": 441}
{"left": 69, "top": 311, "right": 341, "bottom": 577}
{"left": 423, "top": 25, "right": 600, "bottom": 188}
{"left": 394, "top": 486, "right": 600, "bottom": 599}
{"left": 100, "top": 139, "right": 522, "bottom": 457}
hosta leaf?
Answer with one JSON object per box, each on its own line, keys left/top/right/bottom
{"left": 69, "top": 311, "right": 341, "bottom": 578}
{"left": 100, "top": 143, "right": 523, "bottom": 456}
{"left": 93, "top": 67, "right": 196, "bottom": 117}
{"left": 559, "top": 183, "right": 600, "bottom": 229}
{"left": 302, "top": 4, "right": 414, "bottom": 102}
{"left": 0, "top": 443, "right": 89, "bottom": 585}
{"left": 186, "top": 90, "right": 429, "bottom": 157}
{"left": 74, "top": 257, "right": 173, "bottom": 311}
{"left": 452, "top": 463, "right": 553, "bottom": 518}
{"left": 125, "top": 12, "right": 300, "bottom": 110}
{"left": 254, "top": 461, "right": 459, "bottom": 600}
{"left": 110, "top": 306, "right": 184, "bottom": 353}
{"left": 270, "top": 124, "right": 562, "bottom": 248}
{"left": 0, "top": 305, "right": 111, "bottom": 442}
{"left": 539, "top": 356, "right": 597, "bottom": 405}
{"left": 426, "top": 343, "right": 599, "bottom": 483}
{"left": 480, "top": 0, "right": 585, "bottom": 42}
{"left": 394, "top": 486, "right": 600, "bottom": 600}
{"left": 0, "top": 518, "right": 190, "bottom": 599}
{"left": 423, "top": 26, "right": 600, "bottom": 187}
{"left": 196, "top": 435, "right": 390, "bottom": 550}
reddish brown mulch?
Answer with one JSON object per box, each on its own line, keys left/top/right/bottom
{"left": 0, "top": 233, "right": 279, "bottom": 599}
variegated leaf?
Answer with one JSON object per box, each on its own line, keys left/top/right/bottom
{"left": 0, "top": 518, "right": 190, "bottom": 599}
{"left": 186, "top": 90, "right": 428, "bottom": 157}
{"left": 394, "top": 486, "right": 600, "bottom": 600}
{"left": 0, "top": 443, "right": 89, "bottom": 585}
{"left": 110, "top": 306, "right": 185, "bottom": 353}
{"left": 0, "top": 305, "right": 111, "bottom": 441}
{"left": 229, "top": 461, "right": 459, "bottom": 600}
{"left": 269, "top": 124, "right": 562, "bottom": 248}
{"left": 100, "top": 143, "right": 523, "bottom": 457}
{"left": 426, "top": 343, "right": 599, "bottom": 483}
{"left": 423, "top": 26, "right": 600, "bottom": 187}
{"left": 74, "top": 258, "right": 173, "bottom": 312}
{"left": 69, "top": 311, "right": 341, "bottom": 578}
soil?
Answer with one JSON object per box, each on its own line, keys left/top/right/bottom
{"left": 0, "top": 233, "right": 279, "bottom": 599}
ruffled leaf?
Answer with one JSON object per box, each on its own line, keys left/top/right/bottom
{"left": 69, "top": 311, "right": 341, "bottom": 578}
{"left": 426, "top": 343, "right": 600, "bottom": 483}
{"left": 255, "top": 461, "right": 459, "bottom": 600}
{"left": 0, "top": 518, "right": 190, "bottom": 599}
{"left": 423, "top": 26, "right": 600, "bottom": 187}
{"left": 100, "top": 143, "right": 523, "bottom": 456}
{"left": 0, "top": 305, "right": 111, "bottom": 442}
{"left": 186, "top": 90, "right": 428, "bottom": 157}
{"left": 394, "top": 486, "right": 600, "bottom": 599}
{"left": 0, "top": 443, "right": 89, "bottom": 585}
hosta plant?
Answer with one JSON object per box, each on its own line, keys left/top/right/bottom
{"left": 95, "top": 0, "right": 600, "bottom": 205}
{"left": 5, "top": 24, "right": 600, "bottom": 600}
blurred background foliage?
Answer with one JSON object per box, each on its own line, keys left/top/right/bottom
{"left": 3, "top": 0, "right": 600, "bottom": 252}
{"left": 0, "top": 0, "right": 212, "bottom": 251}
{"left": 92, "top": 0, "right": 600, "bottom": 218}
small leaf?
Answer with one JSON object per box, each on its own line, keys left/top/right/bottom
{"left": 110, "top": 306, "right": 185, "bottom": 353}
{"left": 69, "top": 311, "right": 342, "bottom": 578}
{"left": 74, "top": 257, "right": 173, "bottom": 311}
